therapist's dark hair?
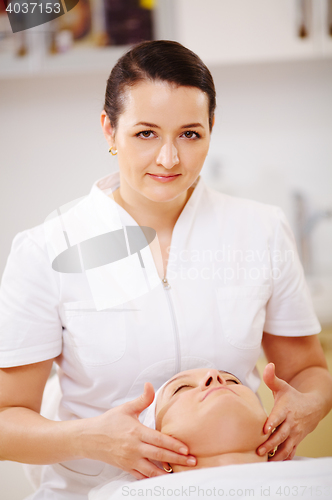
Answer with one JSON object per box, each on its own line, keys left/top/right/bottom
{"left": 104, "top": 40, "right": 216, "bottom": 132}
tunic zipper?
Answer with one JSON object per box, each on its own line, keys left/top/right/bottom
{"left": 162, "top": 277, "right": 181, "bottom": 373}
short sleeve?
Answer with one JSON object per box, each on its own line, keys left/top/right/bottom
{"left": 264, "top": 208, "right": 321, "bottom": 336}
{"left": 0, "top": 230, "right": 62, "bottom": 367}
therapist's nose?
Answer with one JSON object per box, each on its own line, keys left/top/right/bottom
{"left": 156, "top": 142, "right": 179, "bottom": 169}
{"left": 199, "top": 370, "right": 226, "bottom": 391}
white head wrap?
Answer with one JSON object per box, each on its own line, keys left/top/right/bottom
{"left": 141, "top": 381, "right": 168, "bottom": 430}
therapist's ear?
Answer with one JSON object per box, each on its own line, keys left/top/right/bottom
{"left": 101, "top": 111, "right": 116, "bottom": 147}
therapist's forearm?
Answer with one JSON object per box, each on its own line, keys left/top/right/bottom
{"left": 0, "top": 407, "right": 85, "bottom": 463}
{"left": 288, "top": 366, "right": 332, "bottom": 421}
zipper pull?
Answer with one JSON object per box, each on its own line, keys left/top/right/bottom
{"left": 162, "top": 277, "right": 171, "bottom": 290}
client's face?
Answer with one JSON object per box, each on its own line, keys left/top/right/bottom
{"left": 155, "top": 369, "right": 267, "bottom": 457}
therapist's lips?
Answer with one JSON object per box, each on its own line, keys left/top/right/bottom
{"left": 202, "top": 387, "right": 237, "bottom": 401}
{"left": 147, "top": 173, "right": 181, "bottom": 183}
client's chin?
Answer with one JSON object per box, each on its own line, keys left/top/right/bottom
{"left": 161, "top": 408, "right": 269, "bottom": 472}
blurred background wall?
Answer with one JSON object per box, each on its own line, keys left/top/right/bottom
{"left": 1, "top": 1, "right": 332, "bottom": 498}
{"left": 1, "top": 59, "right": 331, "bottom": 277}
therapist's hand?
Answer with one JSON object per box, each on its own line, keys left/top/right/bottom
{"left": 256, "top": 363, "right": 321, "bottom": 461}
{"left": 83, "top": 382, "right": 196, "bottom": 479}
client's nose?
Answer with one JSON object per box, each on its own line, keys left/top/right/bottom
{"left": 199, "top": 369, "right": 225, "bottom": 390}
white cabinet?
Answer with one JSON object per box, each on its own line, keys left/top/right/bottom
{"left": 319, "top": 0, "right": 332, "bottom": 56}
{"left": 173, "top": 0, "right": 332, "bottom": 65}
{"left": 1, "top": 0, "right": 331, "bottom": 79}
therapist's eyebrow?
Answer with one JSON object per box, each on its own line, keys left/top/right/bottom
{"left": 180, "top": 122, "right": 204, "bottom": 129}
{"left": 134, "top": 121, "right": 160, "bottom": 128}
{"left": 133, "top": 122, "right": 205, "bottom": 130}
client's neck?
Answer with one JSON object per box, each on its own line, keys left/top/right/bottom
{"left": 172, "top": 450, "right": 267, "bottom": 473}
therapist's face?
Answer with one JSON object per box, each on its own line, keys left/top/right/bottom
{"left": 155, "top": 369, "right": 267, "bottom": 457}
{"left": 101, "top": 80, "right": 211, "bottom": 204}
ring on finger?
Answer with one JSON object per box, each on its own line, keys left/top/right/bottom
{"left": 163, "top": 464, "right": 173, "bottom": 473}
{"left": 268, "top": 446, "right": 278, "bottom": 458}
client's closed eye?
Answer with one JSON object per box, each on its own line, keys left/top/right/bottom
{"left": 226, "top": 379, "right": 240, "bottom": 384}
{"left": 172, "top": 384, "right": 192, "bottom": 396}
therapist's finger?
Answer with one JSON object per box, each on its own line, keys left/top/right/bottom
{"left": 262, "top": 367, "right": 289, "bottom": 434}
{"left": 262, "top": 363, "right": 288, "bottom": 393}
{"left": 126, "top": 383, "right": 190, "bottom": 455}
{"left": 134, "top": 458, "right": 168, "bottom": 479}
{"left": 130, "top": 469, "right": 151, "bottom": 480}
{"left": 141, "top": 426, "right": 190, "bottom": 456}
{"left": 268, "top": 436, "right": 296, "bottom": 462}
{"left": 286, "top": 445, "right": 297, "bottom": 461}
{"left": 140, "top": 442, "right": 196, "bottom": 467}
{"left": 125, "top": 382, "right": 156, "bottom": 418}
{"left": 263, "top": 404, "right": 287, "bottom": 435}
{"left": 257, "top": 421, "right": 290, "bottom": 458}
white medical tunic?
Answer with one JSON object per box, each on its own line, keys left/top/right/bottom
{"left": 0, "top": 171, "right": 320, "bottom": 498}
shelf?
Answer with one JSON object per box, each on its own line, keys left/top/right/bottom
{"left": 1, "top": 0, "right": 331, "bottom": 79}
{"left": 0, "top": 43, "right": 129, "bottom": 79}
{"left": 0, "top": 0, "right": 175, "bottom": 79}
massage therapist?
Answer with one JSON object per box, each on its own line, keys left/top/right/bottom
{"left": 0, "top": 41, "right": 331, "bottom": 500}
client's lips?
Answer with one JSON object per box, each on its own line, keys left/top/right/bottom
{"left": 202, "top": 386, "right": 236, "bottom": 401}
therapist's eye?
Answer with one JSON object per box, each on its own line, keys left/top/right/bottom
{"left": 136, "top": 130, "right": 156, "bottom": 139}
{"left": 181, "top": 130, "right": 201, "bottom": 139}
{"left": 172, "top": 384, "right": 192, "bottom": 396}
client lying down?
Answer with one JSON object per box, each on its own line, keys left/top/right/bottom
{"left": 150, "top": 367, "right": 271, "bottom": 472}
{"left": 89, "top": 367, "right": 332, "bottom": 500}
